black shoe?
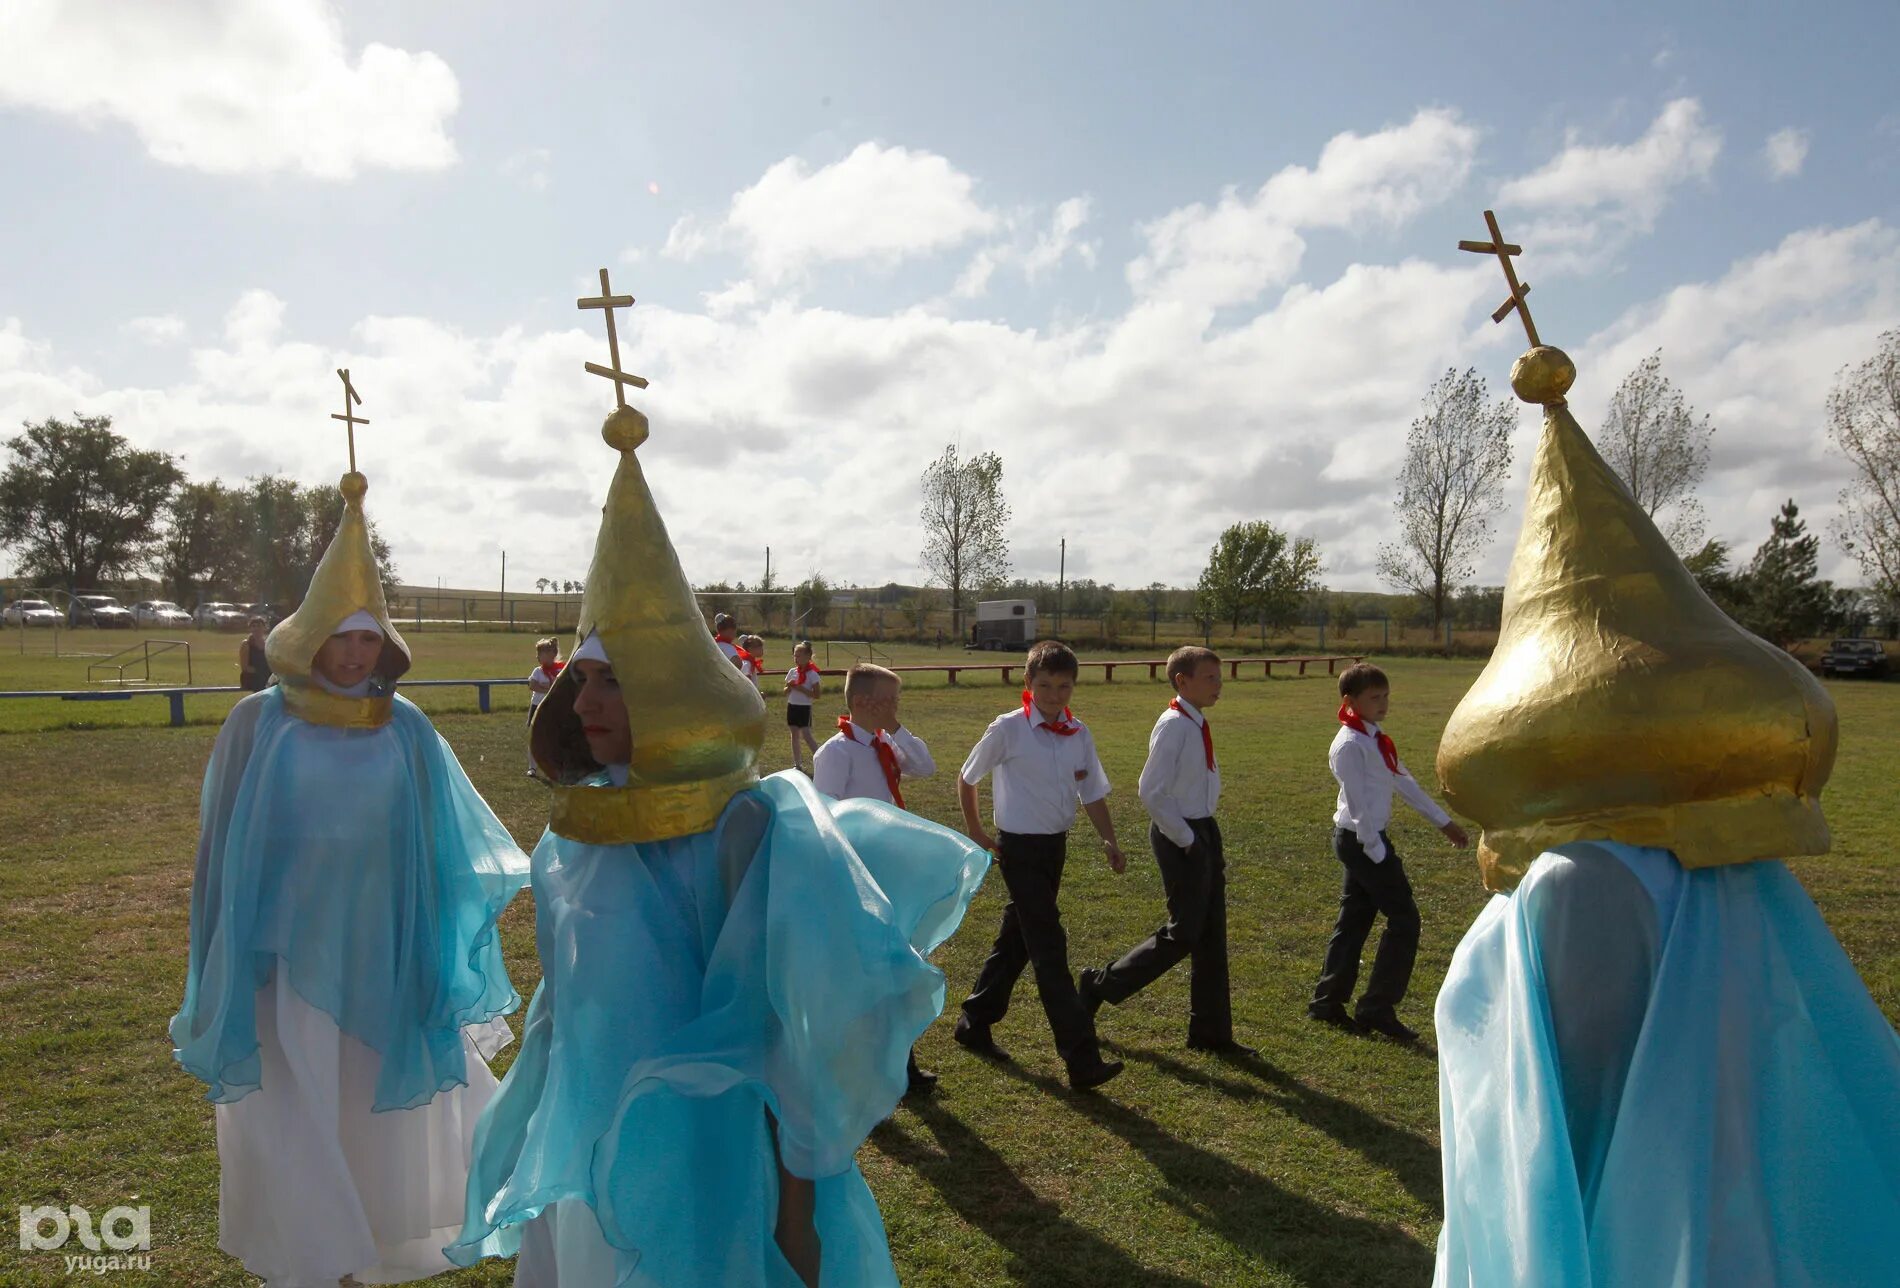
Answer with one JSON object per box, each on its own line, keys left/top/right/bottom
{"left": 1187, "top": 1038, "right": 1259, "bottom": 1058}
{"left": 905, "top": 1063, "right": 939, "bottom": 1098}
{"left": 1357, "top": 1012, "right": 1419, "bottom": 1043}
{"left": 1077, "top": 967, "right": 1106, "bottom": 1020}
{"left": 952, "top": 1016, "right": 1009, "bottom": 1061}
{"left": 1306, "top": 1008, "right": 1361, "bottom": 1034}
{"left": 1067, "top": 1056, "right": 1125, "bottom": 1092}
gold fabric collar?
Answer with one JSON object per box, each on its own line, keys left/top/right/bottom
{"left": 547, "top": 767, "right": 757, "bottom": 845}
{"left": 280, "top": 682, "right": 395, "bottom": 730}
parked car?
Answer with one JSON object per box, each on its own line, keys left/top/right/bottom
{"left": 68, "top": 594, "right": 134, "bottom": 628}
{"left": 243, "top": 602, "right": 285, "bottom": 627}
{"left": 194, "top": 602, "right": 248, "bottom": 631}
{"left": 2, "top": 598, "right": 60, "bottom": 627}
{"left": 131, "top": 600, "right": 193, "bottom": 629}
{"left": 1819, "top": 638, "right": 1890, "bottom": 679}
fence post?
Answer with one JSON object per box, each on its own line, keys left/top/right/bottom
{"left": 1383, "top": 617, "right": 1390, "bottom": 649}
{"left": 477, "top": 682, "right": 491, "bottom": 714}
{"left": 169, "top": 692, "right": 186, "bottom": 727}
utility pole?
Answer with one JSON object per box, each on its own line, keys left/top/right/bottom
{"left": 1056, "top": 537, "right": 1066, "bottom": 637}
{"left": 499, "top": 549, "right": 506, "bottom": 614}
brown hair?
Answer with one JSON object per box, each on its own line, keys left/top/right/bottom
{"left": 793, "top": 639, "right": 813, "bottom": 657}
{"left": 1024, "top": 640, "right": 1079, "bottom": 681}
{"left": 535, "top": 637, "right": 558, "bottom": 654}
{"left": 1338, "top": 662, "right": 1389, "bottom": 698}
{"left": 1166, "top": 645, "right": 1220, "bottom": 687}
{"left": 843, "top": 663, "right": 900, "bottom": 707}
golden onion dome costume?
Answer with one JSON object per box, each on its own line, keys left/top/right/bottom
{"left": 448, "top": 270, "right": 989, "bottom": 1285}
{"left": 1430, "top": 215, "right": 1897, "bottom": 1288}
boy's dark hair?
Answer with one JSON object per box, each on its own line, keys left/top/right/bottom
{"left": 1338, "top": 662, "right": 1389, "bottom": 698}
{"left": 713, "top": 612, "right": 736, "bottom": 632}
{"left": 1166, "top": 645, "right": 1220, "bottom": 687}
{"left": 1024, "top": 640, "right": 1079, "bottom": 681}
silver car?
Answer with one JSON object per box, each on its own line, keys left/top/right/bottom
{"left": 194, "top": 602, "right": 248, "bottom": 631}
{"left": 2, "top": 598, "right": 60, "bottom": 627}
{"left": 132, "top": 600, "right": 193, "bottom": 628}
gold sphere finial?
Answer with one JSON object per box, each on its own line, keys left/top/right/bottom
{"left": 339, "top": 471, "right": 369, "bottom": 504}
{"left": 1511, "top": 347, "right": 1576, "bottom": 405}
{"left": 602, "top": 405, "right": 650, "bottom": 452}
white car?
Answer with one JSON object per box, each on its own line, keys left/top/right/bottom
{"left": 132, "top": 600, "right": 193, "bottom": 628}
{"left": 3, "top": 598, "right": 60, "bottom": 627}
{"left": 194, "top": 602, "right": 248, "bottom": 631}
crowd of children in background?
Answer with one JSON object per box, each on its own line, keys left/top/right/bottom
{"left": 697, "top": 619, "right": 1467, "bottom": 1095}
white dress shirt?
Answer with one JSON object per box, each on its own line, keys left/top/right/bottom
{"left": 812, "top": 721, "right": 935, "bottom": 804}
{"left": 1330, "top": 722, "right": 1450, "bottom": 863}
{"left": 960, "top": 706, "right": 1112, "bottom": 835}
{"left": 716, "top": 638, "right": 740, "bottom": 664}
{"left": 527, "top": 665, "right": 556, "bottom": 709}
{"left": 1138, "top": 698, "right": 1222, "bottom": 849}
{"left": 783, "top": 665, "right": 821, "bottom": 706}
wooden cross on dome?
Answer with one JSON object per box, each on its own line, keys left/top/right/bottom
{"left": 330, "top": 368, "right": 368, "bottom": 472}
{"left": 577, "top": 267, "right": 649, "bottom": 408}
{"left": 1459, "top": 210, "right": 1540, "bottom": 348}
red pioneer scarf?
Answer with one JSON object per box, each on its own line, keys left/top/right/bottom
{"left": 837, "top": 715, "right": 904, "bottom": 807}
{"left": 734, "top": 646, "right": 760, "bottom": 672}
{"left": 1169, "top": 699, "right": 1215, "bottom": 770}
{"left": 794, "top": 662, "right": 817, "bottom": 686}
{"left": 1021, "top": 690, "right": 1079, "bottom": 735}
{"left": 1338, "top": 700, "right": 1402, "bottom": 775}
{"left": 539, "top": 660, "right": 565, "bottom": 680}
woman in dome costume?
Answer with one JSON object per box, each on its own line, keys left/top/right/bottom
{"left": 447, "top": 357, "right": 991, "bottom": 1286}
{"left": 170, "top": 445, "right": 532, "bottom": 1287}
{"left": 1430, "top": 341, "right": 1900, "bottom": 1287}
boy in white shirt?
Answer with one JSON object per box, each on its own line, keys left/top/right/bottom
{"left": 711, "top": 612, "right": 741, "bottom": 665}
{"left": 811, "top": 662, "right": 941, "bottom": 1096}
{"left": 1309, "top": 663, "right": 1468, "bottom": 1042}
{"left": 811, "top": 663, "right": 935, "bottom": 803}
{"left": 1080, "top": 646, "right": 1253, "bottom": 1056}
{"left": 525, "top": 636, "right": 563, "bottom": 775}
{"left": 954, "top": 641, "right": 1126, "bottom": 1092}
{"left": 781, "top": 640, "right": 822, "bottom": 773}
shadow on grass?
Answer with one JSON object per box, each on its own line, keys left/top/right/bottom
{"left": 991, "top": 1061, "right": 1435, "bottom": 1288}
{"left": 1106, "top": 1042, "right": 1442, "bottom": 1209}
{"left": 870, "top": 1098, "right": 1205, "bottom": 1288}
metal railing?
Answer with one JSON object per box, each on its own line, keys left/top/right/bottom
{"left": 86, "top": 639, "right": 194, "bottom": 686}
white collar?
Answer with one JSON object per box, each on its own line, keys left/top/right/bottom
{"left": 1170, "top": 695, "right": 1204, "bottom": 724}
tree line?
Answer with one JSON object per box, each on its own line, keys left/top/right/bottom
{"left": 0, "top": 414, "right": 395, "bottom": 606}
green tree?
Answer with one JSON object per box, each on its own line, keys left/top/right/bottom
{"left": 919, "top": 445, "right": 1011, "bottom": 640}
{"left": 0, "top": 414, "right": 182, "bottom": 588}
{"left": 1376, "top": 368, "right": 1517, "bottom": 628}
{"left": 1195, "top": 519, "right": 1322, "bottom": 633}
{"left": 157, "top": 480, "right": 242, "bottom": 601}
{"left": 1739, "top": 500, "right": 1831, "bottom": 649}
{"left": 792, "top": 572, "right": 832, "bottom": 631}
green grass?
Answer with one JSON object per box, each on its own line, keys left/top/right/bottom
{"left": 1, "top": 655, "right": 1893, "bottom": 1285}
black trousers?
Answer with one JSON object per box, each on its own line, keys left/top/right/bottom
{"left": 1309, "top": 829, "right": 1420, "bottom": 1020}
{"left": 1094, "top": 818, "right": 1231, "bottom": 1044}
{"left": 960, "top": 830, "right": 1099, "bottom": 1066}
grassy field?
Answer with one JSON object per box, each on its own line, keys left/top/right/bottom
{"left": 1, "top": 636, "right": 1894, "bottom": 1286}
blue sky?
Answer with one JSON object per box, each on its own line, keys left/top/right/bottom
{"left": 3, "top": 0, "right": 1896, "bottom": 593}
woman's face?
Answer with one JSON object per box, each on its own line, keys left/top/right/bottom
{"left": 312, "top": 629, "right": 383, "bottom": 688}
{"left": 571, "top": 658, "right": 632, "bottom": 764}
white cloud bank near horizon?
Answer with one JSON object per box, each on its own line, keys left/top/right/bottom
{"left": 1, "top": 110, "right": 1892, "bottom": 595}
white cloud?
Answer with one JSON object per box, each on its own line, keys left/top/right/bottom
{"left": 1762, "top": 127, "right": 1809, "bottom": 180}
{"left": 1572, "top": 220, "right": 1900, "bottom": 569}
{"left": 662, "top": 142, "right": 999, "bottom": 285}
{"left": 126, "top": 315, "right": 187, "bottom": 345}
{"left": 1127, "top": 108, "right": 1479, "bottom": 309}
{"left": 1497, "top": 98, "right": 1722, "bottom": 269}
{"left": 953, "top": 197, "right": 1098, "bottom": 299}
{"left": 0, "top": 0, "right": 459, "bottom": 179}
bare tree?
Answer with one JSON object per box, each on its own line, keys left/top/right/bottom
{"left": 1598, "top": 349, "right": 1715, "bottom": 552}
{"left": 1827, "top": 327, "right": 1900, "bottom": 605}
{"left": 919, "top": 444, "right": 1011, "bottom": 640}
{"left": 1376, "top": 368, "right": 1517, "bottom": 628}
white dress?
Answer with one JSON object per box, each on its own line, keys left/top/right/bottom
{"left": 214, "top": 973, "right": 512, "bottom": 1287}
